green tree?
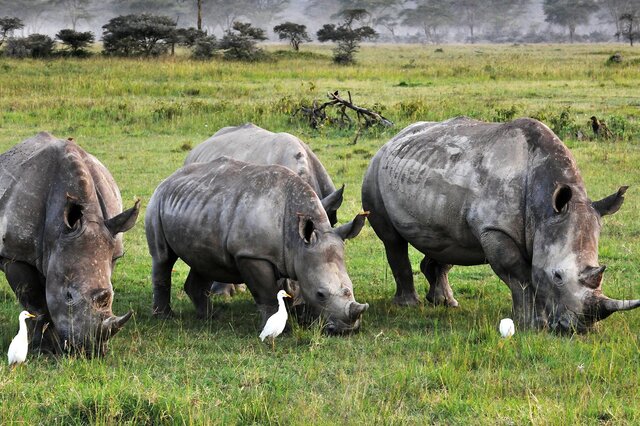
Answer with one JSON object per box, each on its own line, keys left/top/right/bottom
{"left": 0, "top": 16, "right": 23, "bottom": 48}
{"left": 102, "top": 14, "right": 178, "bottom": 56}
{"left": 544, "top": 0, "right": 599, "bottom": 42}
{"left": 618, "top": 12, "right": 640, "bottom": 45}
{"left": 4, "top": 33, "right": 54, "bottom": 58}
{"left": 273, "top": 22, "right": 311, "bottom": 50}
{"left": 55, "top": 29, "right": 94, "bottom": 55}
{"left": 317, "top": 9, "right": 377, "bottom": 64}
{"left": 401, "top": 3, "right": 452, "bottom": 44}
{"left": 218, "top": 21, "right": 268, "bottom": 61}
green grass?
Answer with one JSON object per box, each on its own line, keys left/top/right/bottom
{"left": 1, "top": 43, "right": 640, "bottom": 424}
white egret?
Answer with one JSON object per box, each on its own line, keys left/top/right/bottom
{"left": 499, "top": 318, "right": 515, "bottom": 338}
{"left": 259, "top": 290, "right": 292, "bottom": 348}
{"left": 7, "top": 311, "right": 36, "bottom": 367}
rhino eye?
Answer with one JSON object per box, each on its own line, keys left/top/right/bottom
{"left": 66, "top": 291, "right": 74, "bottom": 304}
{"left": 552, "top": 270, "right": 564, "bottom": 285}
{"left": 316, "top": 290, "right": 326, "bottom": 301}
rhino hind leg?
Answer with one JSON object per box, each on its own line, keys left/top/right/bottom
{"left": 184, "top": 269, "right": 216, "bottom": 319}
{"left": 236, "top": 258, "right": 280, "bottom": 329}
{"left": 421, "top": 258, "right": 458, "bottom": 307}
{"left": 151, "top": 255, "right": 178, "bottom": 318}
{"left": 1, "top": 260, "right": 61, "bottom": 353}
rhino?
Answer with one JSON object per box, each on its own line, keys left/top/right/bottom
{"left": 0, "top": 133, "right": 140, "bottom": 355}
{"left": 146, "top": 157, "right": 369, "bottom": 334}
{"left": 185, "top": 123, "right": 344, "bottom": 297}
{"left": 362, "top": 117, "right": 640, "bottom": 333}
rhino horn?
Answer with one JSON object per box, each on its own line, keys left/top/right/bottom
{"left": 595, "top": 296, "right": 640, "bottom": 320}
{"left": 321, "top": 185, "right": 344, "bottom": 226}
{"left": 348, "top": 301, "right": 369, "bottom": 320}
{"left": 101, "top": 310, "right": 133, "bottom": 338}
{"left": 105, "top": 199, "right": 140, "bottom": 236}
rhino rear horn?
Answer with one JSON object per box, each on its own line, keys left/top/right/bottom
{"left": 335, "top": 212, "right": 369, "bottom": 241}
{"left": 321, "top": 185, "right": 344, "bottom": 226}
{"left": 101, "top": 310, "right": 133, "bottom": 338}
{"left": 105, "top": 199, "right": 140, "bottom": 236}
{"left": 593, "top": 186, "right": 628, "bottom": 217}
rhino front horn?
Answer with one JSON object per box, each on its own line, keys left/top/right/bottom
{"left": 596, "top": 296, "right": 640, "bottom": 320}
{"left": 348, "top": 301, "right": 369, "bottom": 320}
{"left": 102, "top": 310, "right": 133, "bottom": 337}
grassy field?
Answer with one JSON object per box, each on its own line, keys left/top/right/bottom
{"left": 0, "top": 43, "right": 640, "bottom": 424}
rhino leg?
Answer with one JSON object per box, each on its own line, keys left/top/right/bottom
{"left": 1, "top": 260, "right": 61, "bottom": 353}
{"left": 421, "top": 258, "right": 458, "bottom": 307}
{"left": 383, "top": 238, "right": 421, "bottom": 306}
{"left": 236, "top": 258, "right": 280, "bottom": 329}
{"left": 480, "top": 230, "right": 546, "bottom": 329}
{"left": 184, "top": 269, "right": 215, "bottom": 319}
{"left": 151, "top": 255, "right": 177, "bottom": 318}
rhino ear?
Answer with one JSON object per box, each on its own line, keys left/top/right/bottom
{"left": 105, "top": 199, "right": 140, "bottom": 236}
{"left": 321, "top": 185, "right": 344, "bottom": 227}
{"left": 335, "top": 212, "right": 369, "bottom": 241}
{"left": 64, "top": 195, "right": 84, "bottom": 231}
{"left": 593, "top": 186, "right": 628, "bottom": 217}
{"left": 552, "top": 184, "right": 572, "bottom": 214}
{"left": 298, "top": 214, "right": 317, "bottom": 245}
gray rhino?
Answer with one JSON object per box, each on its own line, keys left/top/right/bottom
{"left": 0, "top": 133, "right": 140, "bottom": 355}
{"left": 146, "top": 157, "right": 369, "bottom": 334}
{"left": 185, "top": 123, "right": 344, "bottom": 297}
{"left": 362, "top": 117, "right": 640, "bottom": 333}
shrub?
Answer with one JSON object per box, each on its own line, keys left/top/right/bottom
{"left": 4, "top": 34, "right": 54, "bottom": 58}
{"left": 102, "top": 14, "right": 177, "bottom": 57}
{"left": 218, "top": 21, "right": 267, "bottom": 61}
{"left": 191, "top": 35, "right": 217, "bottom": 60}
{"left": 317, "top": 9, "right": 377, "bottom": 64}
{"left": 273, "top": 22, "right": 311, "bottom": 51}
{"left": 56, "top": 29, "right": 95, "bottom": 56}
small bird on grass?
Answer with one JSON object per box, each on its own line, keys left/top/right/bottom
{"left": 7, "top": 311, "right": 36, "bottom": 367}
{"left": 499, "top": 318, "right": 515, "bottom": 338}
{"left": 590, "top": 116, "right": 613, "bottom": 140}
{"left": 259, "top": 290, "right": 292, "bottom": 349}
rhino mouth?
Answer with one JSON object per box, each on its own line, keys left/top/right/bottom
{"left": 324, "top": 318, "right": 362, "bottom": 335}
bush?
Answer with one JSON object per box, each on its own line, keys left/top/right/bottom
{"left": 4, "top": 34, "right": 54, "bottom": 58}
{"left": 219, "top": 21, "right": 267, "bottom": 61}
{"left": 317, "top": 9, "right": 377, "bottom": 64}
{"left": 56, "top": 29, "right": 94, "bottom": 56}
{"left": 191, "top": 35, "right": 217, "bottom": 59}
{"left": 102, "top": 14, "right": 177, "bottom": 57}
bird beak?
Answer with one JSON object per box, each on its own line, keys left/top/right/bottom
{"left": 26, "top": 313, "right": 36, "bottom": 318}
{"left": 284, "top": 292, "right": 292, "bottom": 298}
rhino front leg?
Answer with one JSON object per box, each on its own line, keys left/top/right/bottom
{"left": 184, "top": 269, "right": 215, "bottom": 319}
{"left": 421, "top": 258, "right": 458, "bottom": 307}
{"left": 480, "top": 230, "right": 546, "bottom": 329}
{"left": 1, "top": 260, "right": 60, "bottom": 353}
{"left": 236, "top": 258, "right": 280, "bottom": 329}
{"left": 151, "top": 256, "right": 177, "bottom": 318}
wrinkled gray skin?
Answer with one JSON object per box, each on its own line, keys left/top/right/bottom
{"left": 146, "top": 157, "right": 368, "bottom": 334}
{"left": 185, "top": 123, "right": 344, "bottom": 297}
{"left": 0, "top": 133, "right": 139, "bottom": 355}
{"left": 362, "top": 117, "right": 640, "bottom": 333}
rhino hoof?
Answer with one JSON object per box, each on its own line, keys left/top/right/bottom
{"left": 426, "top": 295, "right": 459, "bottom": 308}
{"left": 393, "top": 293, "right": 421, "bottom": 306}
{"left": 152, "top": 307, "right": 175, "bottom": 319}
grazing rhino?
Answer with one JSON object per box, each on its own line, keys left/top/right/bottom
{"left": 362, "top": 117, "right": 640, "bottom": 333}
{"left": 185, "top": 123, "right": 344, "bottom": 297}
{"left": 0, "top": 133, "right": 140, "bottom": 355}
{"left": 146, "top": 157, "right": 369, "bottom": 334}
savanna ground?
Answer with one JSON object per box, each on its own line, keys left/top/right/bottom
{"left": 0, "top": 43, "right": 639, "bottom": 424}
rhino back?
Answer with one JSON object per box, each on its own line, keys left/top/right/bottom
{"left": 371, "top": 118, "right": 531, "bottom": 263}
{"left": 185, "top": 124, "right": 336, "bottom": 198}
{"left": 149, "top": 158, "right": 324, "bottom": 279}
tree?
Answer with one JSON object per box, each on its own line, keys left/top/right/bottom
{"left": 273, "top": 22, "right": 311, "bottom": 51}
{"left": 203, "top": 0, "right": 249, "bottom": 33}
{"left": 543, "top": 0, "right": 600, "bottom": 42}
{"left": 56, "top": 29, "right": 94, "bottom": 55}
{"left": 245, "top": 0, "right": 290, "bottom": 30}
{"left": 401, "top": 3, "right": 452, "bottom": 44}
{"left": 191, "top": 34, "right": 217, "bottom": 59}
{"left": 218, "top": 21, "right": 268, "bottom": 61}
{"left": 317, "top": 9, "right": 377, "bottom": 64}
{"left": 53, "top": 0, "right": 91, "bottom": 30}
{"left": 0, "top": 16, "right": 23, "bottom": 48}
{"left": 619, "top": 11, "right": 640, "bottom": 44}
{"left": 597, "top": 0, "right": 640, "bottom": 40}
{"left": 4, "top": 33, "right": 54, "bottom": 58}
{"left": 102, "top": 14, "right": 178, "bottom": 57}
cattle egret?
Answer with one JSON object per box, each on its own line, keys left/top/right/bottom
{"left": 259, "top": 290, "right": 292, "bottom": 348}
{"left": 7, "top": 311, "right": 36, "bottom": 367}
{"left": 499, "top": 318, "right": 515, "bottom": 338}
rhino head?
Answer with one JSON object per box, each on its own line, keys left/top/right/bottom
{"left": 45, "top": 195, "right": 140, "bottom": 356}
{"left": 291, "top": 212, "right": 369, "bottom": 334}
{"left": 531, "top": 185, "right": 640, "bottom": 333}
